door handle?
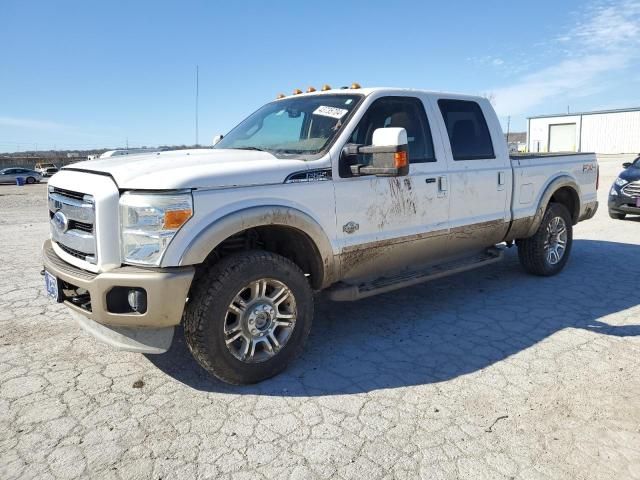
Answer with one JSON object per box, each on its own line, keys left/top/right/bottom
{"left": 498, "top": 171, "right": 506, "bottom": 186}
{"left": 425, "top": 178, "right": 436, "bottom": 184}
{"left": 438, "top": 176, "right": 448, "bottom": 192}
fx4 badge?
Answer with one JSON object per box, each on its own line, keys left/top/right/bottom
{"left": 343, "top": 221, "right": 359, "bottom": 234}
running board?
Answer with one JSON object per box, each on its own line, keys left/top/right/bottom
{"left": 327, "top": 247, "right": 503, "bottom": 302}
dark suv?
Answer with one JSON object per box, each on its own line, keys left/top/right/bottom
{"left": 609, "top": 155, "right": 640, "bottom": 219}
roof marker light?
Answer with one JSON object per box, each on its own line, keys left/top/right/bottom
{"left": 276, "top": 93, "right": 286, "bottom": 99}
{"left": 306, "top": 86, "right": 316, "bottom": 93}
{"left": 292, "top": 88, "right": 303, "bottom": 95}
{"left": 351, "top": 82, "right": 362, "bottom": 89}
{"left": 321, "top": 84, "right": 331, "bottom": 91}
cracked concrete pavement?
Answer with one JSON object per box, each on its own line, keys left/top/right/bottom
{"left": 1, "top": 157, "right": 639, "bottom": 479}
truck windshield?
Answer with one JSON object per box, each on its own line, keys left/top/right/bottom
{"left": 215, "top": 94, "right": 362, "bottom": 158}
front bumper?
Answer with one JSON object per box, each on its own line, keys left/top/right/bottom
{"left": 608, "top": 195, "right": 640, "bottom": 215}
{"left": 43, "top": 239, "right": 195, "bottom": 352}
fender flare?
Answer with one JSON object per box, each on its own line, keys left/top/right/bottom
{"left": 174, "top": 205, "right": 337, "bottom": 287}
{"left": 523, "top": 175, "right": 581, "bottom": 238}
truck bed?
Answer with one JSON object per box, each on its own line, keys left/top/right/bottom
{"left": 510, "top": 151, "right": 598, "bottom": 227}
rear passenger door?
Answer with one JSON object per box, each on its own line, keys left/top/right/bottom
{"left": 433, "top": 98, "right": 510, "bottom": 250}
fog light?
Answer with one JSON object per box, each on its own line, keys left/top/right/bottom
{"left": 127, "top": 289, "right": 147, "bottom": 314}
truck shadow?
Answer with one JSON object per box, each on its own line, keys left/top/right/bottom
{"left": 146, "top": 239, "right": 640, "bottom": 396}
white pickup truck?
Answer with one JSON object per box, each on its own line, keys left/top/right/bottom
{"left": 43, "top": 86, "right": 599, "bottom": 384}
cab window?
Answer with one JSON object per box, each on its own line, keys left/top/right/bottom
{"left": 438, "top": 99, "right": 495, "bottom": 160}
{"left": 342, "top": 96, "right": 435, "bottom": 177}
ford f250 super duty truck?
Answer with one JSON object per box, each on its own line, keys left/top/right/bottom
{"left": 43, "top": 86, "right": 599, "bottom": 384}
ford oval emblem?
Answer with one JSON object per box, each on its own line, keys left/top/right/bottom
{"left": 52, "top": 211, "right": 69, "bottom": 233}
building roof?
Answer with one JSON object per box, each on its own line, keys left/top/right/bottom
{"left": 528, "top": 106, "right": 640, "bottom": 120}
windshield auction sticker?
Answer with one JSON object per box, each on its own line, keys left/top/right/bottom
{"left": 313, "top": 106, "right": 349, "bottom": 119}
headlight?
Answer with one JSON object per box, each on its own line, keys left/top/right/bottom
{"left": 119, "top": 191, "right": 193, "bottom": 266}
{"left": 614, "top": 177, "right": 628, "bottom": 187}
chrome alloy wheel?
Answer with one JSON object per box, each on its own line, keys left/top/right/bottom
{"left": 544, "top": 216, "right": 568, "bottom": 265}
{"left": 224, "top": 278, "right": 297, "bottom": 363}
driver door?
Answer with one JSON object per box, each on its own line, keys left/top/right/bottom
{"left": 333, "top": 95, "right": 450, "bottom": 281}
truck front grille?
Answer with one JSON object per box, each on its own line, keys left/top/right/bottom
{"left": 622, "top": 181, "right": 640, "bottom": 198}
{"left": 48, "top": 188, "right": 97, "bottom": 264}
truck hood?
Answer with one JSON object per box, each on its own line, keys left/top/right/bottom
{"left": 64, "top": 149, "right": 309, "bottom": 189}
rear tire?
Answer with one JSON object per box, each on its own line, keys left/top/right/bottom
{"left": 609, "top": 211, "right": 626, "bottom": 220}
{"left": 183, "top": 250, "right": 313, "bottom": 385}
{"left": 26, "top": 177, "right": 36, "bottom": 184}
{"left": 517, "top": 203, "right": 573, "bottom": 276}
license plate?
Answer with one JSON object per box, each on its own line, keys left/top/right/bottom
{"left": 44, "top": 270, "right": 61, "bottom": 302}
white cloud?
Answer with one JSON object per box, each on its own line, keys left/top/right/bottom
{"left": 492, "top": 0, "right": 640, "bottom": 116}
{"left": 0, "top": 116, "right": 70, "bottom": 130}
{"left": 469, "top": 55, "right": 505, "bottom": 68}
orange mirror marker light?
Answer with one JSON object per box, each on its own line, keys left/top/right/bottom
{"left": 164, "top": 209, "right": 192, "bottom": 229}
{"left": 394, "top": 151, "right": 408, "bottom": 168}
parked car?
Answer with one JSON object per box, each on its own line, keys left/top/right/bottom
{"left": 608, "top": 155, "right": 640, "bottom": 219}
{"left": 35, "top": 163, "right": 59, "bottom": 177}
{"left": 42, "top": 86, "right": 599, "bottom": 384}
{"left": 0, "top": 168, "right": 42, "bottom": 184}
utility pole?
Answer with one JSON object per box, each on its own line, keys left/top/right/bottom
{"left": 126, "top": 137, "right": 129, "bottom": 150}
{"left": 195, "top": 65, "right": 199, "bottom": 147}
{"left": 506, "top": 116, "right": 511, "bottom": 143}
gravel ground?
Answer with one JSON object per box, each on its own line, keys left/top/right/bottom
{"left": 1, "top": 158, "right": 639, "bottom": 479}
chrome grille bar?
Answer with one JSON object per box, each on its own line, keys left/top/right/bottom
{"left": 50, "top": 224, "right": 96, "bottom": 255}
{"left": 622, "top": 181, "right": 640, "bottom": 198}
{"left": 48, "top": 192, "right": 95, "bottom": 223}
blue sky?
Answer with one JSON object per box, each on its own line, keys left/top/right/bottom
{"left": 2, "top": 0, "right": 639, "bottom": 152}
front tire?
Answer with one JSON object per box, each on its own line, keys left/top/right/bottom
{"left": 517, "top": 203, "right": 573, "bottom": 276}
{"left": 183, "top": 250, "right": 313, "bottom": 385}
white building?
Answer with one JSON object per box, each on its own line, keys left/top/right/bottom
{"left": 527, "top": 107, "right": 640, "bottom": 154}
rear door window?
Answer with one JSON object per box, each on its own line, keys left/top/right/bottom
{"left": 438, "top": 99, "right": 495, "bottom": 160}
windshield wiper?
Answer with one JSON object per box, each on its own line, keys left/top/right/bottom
{"left": 274, "top": 149, "right": 315, "bottom": 154}
{"left": 233, "top": 147, "right": 268, "bottom": 152}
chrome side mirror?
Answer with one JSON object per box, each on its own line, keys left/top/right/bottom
{"left": 347, "top": 127, "right": 409, "bottom": 177}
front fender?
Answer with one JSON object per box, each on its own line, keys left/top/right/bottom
{"left": 164, "top": 205, "right": 338, "bottom": 287}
